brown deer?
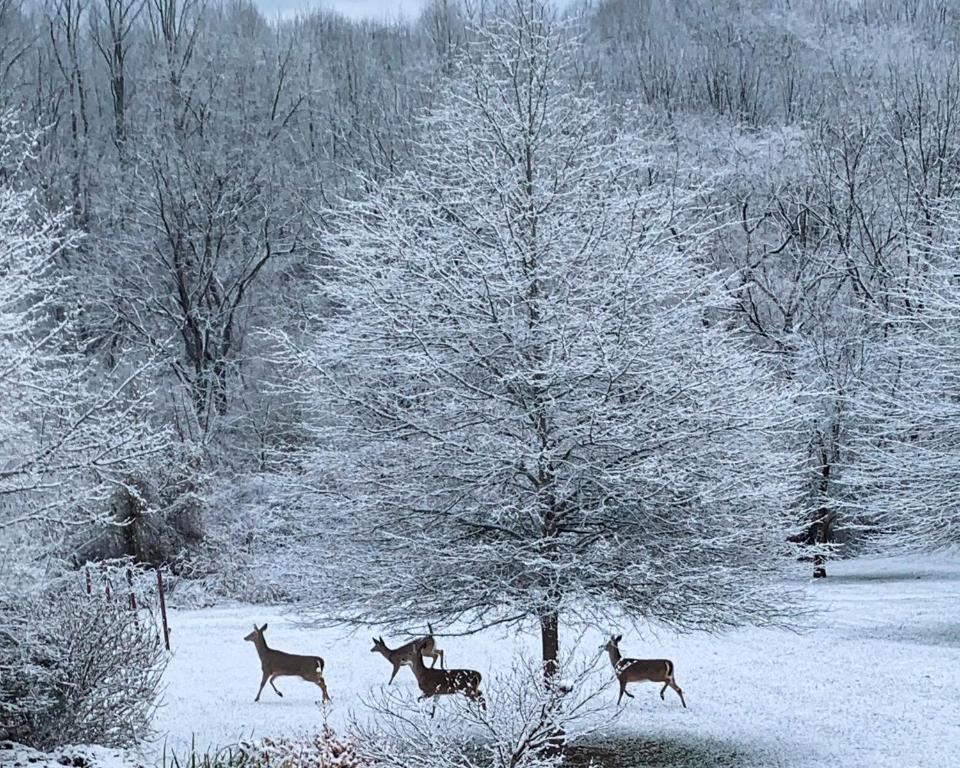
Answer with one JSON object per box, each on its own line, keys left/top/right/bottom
{"left": 405, "top": 637, "right": 484, "bottom": 715}
{"left": 244, "top": 623, "right": 331, "bottom": 703}
{"left": 603, "top": 634, "right": 686, "bottom": 708}
{"left": 371, "top": 623, "right": 445, "bottom": 684}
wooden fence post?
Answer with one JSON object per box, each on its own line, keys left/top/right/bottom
{"left": 156, "top": 568, "right": 170, "bottom": 651}
{"left": 126, "top": 567, "right": 137, "bottom": 611}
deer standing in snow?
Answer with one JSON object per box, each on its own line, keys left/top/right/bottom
{"left": 603, "top": 634, "right": 686, "bottom": 708}
{"left": 244, "top": 623, "right": 331, "bottom": 703}
{"left": 405, "top": 637, "right": 484, "bottom": 715}
{"left": 371, "top": 623, "right": 445, "bottom": 684}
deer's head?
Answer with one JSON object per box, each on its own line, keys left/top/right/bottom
{"left": 601, "top": 634, "right": 622, "bottom": 653}
{"left": 371, "top": 636, "right": 388, "bottom": 654}
{"left": 244, "top": 623, "right": 268, "bottom": 642}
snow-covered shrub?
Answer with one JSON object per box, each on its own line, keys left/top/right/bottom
{"left": 158, "top": 728, "right": 367, "bottom": 768}
{"left": 237, "top": 728, "right": 368, "bottom": 768}
{"left": 0, "top": 576, "right": 167, "bottom": 749}
{"left": 352, "top": 655, "right": 611, "bottom": 768}
{"left": 69, "top": 475, "right": 200, "bottom": 571}
{"left": 70, "top": 442, "right": 209, "bottom": 571}
{"left": 164, "top": 474, "right": 301, "bottom": 607}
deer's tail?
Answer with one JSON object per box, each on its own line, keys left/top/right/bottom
{"left": 316, "top": 657, "right": 325, "bottom": 673}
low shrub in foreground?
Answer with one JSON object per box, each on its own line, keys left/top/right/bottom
{"left": 161, "top": 729, "right": 368, "bottom": 768}
{"left": 0, "top": 579, "right": 167, "bottom": 749}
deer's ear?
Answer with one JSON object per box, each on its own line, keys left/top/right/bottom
{"left": 614, "top": 634, "right": 622, "bottom": 643}
{"left": 260, "top": 623, "right": 268, "bottom": 632}
{"left": 379, "top": 636, "right": 384, "bottom": 644}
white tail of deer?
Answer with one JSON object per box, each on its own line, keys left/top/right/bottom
{"left": 371, "top": 623, "right": 445, "bottom": 683}
{"left": 405, "top": 637, "right": 484, "bottom": 715}
{"left": 244, "top": 623, "right": 331, "bottom": 703}
{"left": 603, "top": 634, "right": 686, "bottom": 708}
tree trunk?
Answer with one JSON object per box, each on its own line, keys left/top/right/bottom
{"left": 813, "top": 553, "right": 827, "bottom": 578}
{"left": 810, "top": 429, "right": 839, "bottom": 579}
{"left": 812, "top": 509, "right": 836, "bottom": 578}
{"left": 539, "top": 608, "right": 559, "bottom": 683}
{"left": 538, "top": 607, "right": 565, "bottom": 756}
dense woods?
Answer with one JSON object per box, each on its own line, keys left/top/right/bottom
{"left": 3, "top": 0, "right": 960, "bottom": 752}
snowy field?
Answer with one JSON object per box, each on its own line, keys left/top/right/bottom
{"left": 148, "top": 555, "right": 960, "bottom": 768}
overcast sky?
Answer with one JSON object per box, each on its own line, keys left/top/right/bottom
{"left": 254, "top": 0, "right": 427, "bottom": 21}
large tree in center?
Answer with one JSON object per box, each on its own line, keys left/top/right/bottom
{"left": 284, "top": 1, "right": 804, "bottom": 681}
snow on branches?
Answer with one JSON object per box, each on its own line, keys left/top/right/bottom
{"left": 352, "top": 652, "right": 612, "bottom": 768}
{"left": 0, "top": 111, "right": 167, "bottom": 537}
{"left": 846, "top": 202, "right": 960, "bottom": 550}
{"left": 276, "top": 1, "right": 806, "bottom": 668}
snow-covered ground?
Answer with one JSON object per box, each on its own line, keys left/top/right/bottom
{"left": 3, "top": 742, "right": 142, "bottom": 768}
{"left": 148, "top": 555, "right": 960, "bottom": 767}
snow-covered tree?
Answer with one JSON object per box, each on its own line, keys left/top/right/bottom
{"left": 279, "top": 1, "right": 805, "bottom": 680}
{"left": 0, "top": 111, "right": 165, "bottom": 536}
{"left": 846, "top": 202, "right": 960, "bottom": 550}
{"left": 0, "top": 111, "right": 171, "bottom": 749}
{"left": 690, "top": 121, "right": 879, "bottom": 577}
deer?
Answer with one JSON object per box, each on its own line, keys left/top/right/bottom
{"left": 602, "top": 634, "right": 686, "bottom": 708}
{"left": 405, "top": 637, "right": 484, "bottom": 715}
{"left": 244, "top": 623, "right": 331, "bottom": 703}
{"left": 371, "top": 623, "right": 445, "bottom": 684}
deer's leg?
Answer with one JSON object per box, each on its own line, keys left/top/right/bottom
{"left": 269, "top": 675, "right": 284, "bottom": 698}
{"left": 617, "top": 679, "right": 627, "bottom": 705}
{"left": 670, "top": 680, "right": 687, "bottom": 708}
{"left": 660, "top": 681, "right": 669, "bottom": 700}
{"left": 255, "top": 671, "right": 269, "bottom": 702}
{"left": 316, "top": 674, "right": 331, "bottom": 703}
{"left": 388, "top": 663, "right": 400, "bottom": 684}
